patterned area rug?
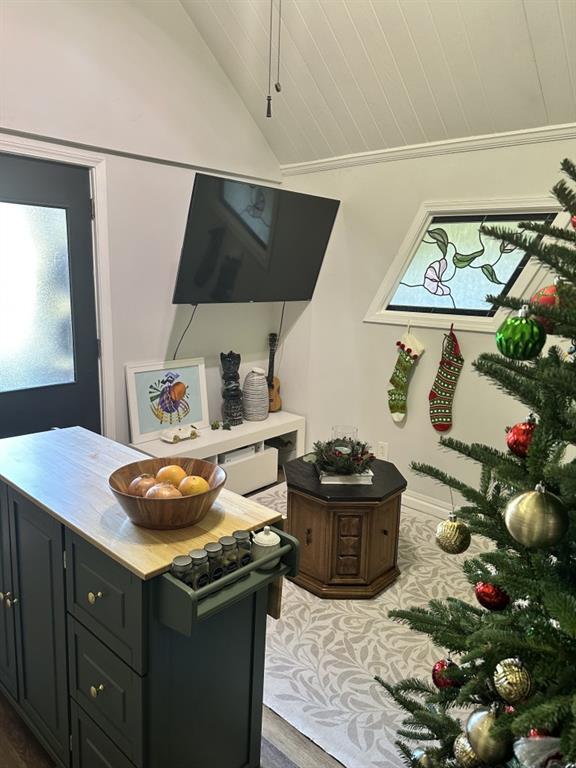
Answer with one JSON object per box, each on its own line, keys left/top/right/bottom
{"left": 253, "top": 483, "right": 484, "bottom": 768}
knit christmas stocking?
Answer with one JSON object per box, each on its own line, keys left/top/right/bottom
{"left": 429, "top": 326, "right": 464, "bottom": 432}
{"left": 388, "top": 333, "right": 424, "bottom": 423}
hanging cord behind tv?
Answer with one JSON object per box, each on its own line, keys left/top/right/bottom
{"left": 172, "top": 304, "right": 198, "bottom": 360}
{"left": 274, "top": 301, "right": 286, "bottom": 379}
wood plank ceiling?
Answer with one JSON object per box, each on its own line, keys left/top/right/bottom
{"left": 180, "top": 0, "right": 576, "bottom": 166}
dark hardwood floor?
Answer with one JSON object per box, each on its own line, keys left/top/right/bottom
{"left": 0, "top": 692, "right": 52, "bottom": 767}
{"left": 0, "top": 693, "right": 343, "bottom": 768}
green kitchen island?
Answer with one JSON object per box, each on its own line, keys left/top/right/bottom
{"left": 0, "top": 427, "right": 298, "bottom": 768}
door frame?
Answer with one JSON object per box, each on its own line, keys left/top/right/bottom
{"left": 0, "top": 133, "right": 116, "bottom": 438}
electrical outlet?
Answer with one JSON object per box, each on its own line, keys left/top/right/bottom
{"left": 376, "top": 441, "right": 389, "bottom": 460}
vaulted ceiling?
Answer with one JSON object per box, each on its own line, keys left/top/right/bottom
{"left": 180, "top": 0, "right": 576, "bottom": 166}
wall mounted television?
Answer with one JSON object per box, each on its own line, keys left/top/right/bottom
{"left": 172, "top": 173, "right": 340, "bottom": 304}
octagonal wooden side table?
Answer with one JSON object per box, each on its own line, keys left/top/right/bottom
{"left": 284, "top": 458, "right": 407, "bottom": 599}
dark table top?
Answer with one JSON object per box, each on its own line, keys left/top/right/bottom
{"left": 283, "top": 457, "right": 407, "bottom": 503}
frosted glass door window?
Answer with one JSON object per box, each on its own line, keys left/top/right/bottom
{"left": 0, "top": 202, "right": 75, "bottom": 393}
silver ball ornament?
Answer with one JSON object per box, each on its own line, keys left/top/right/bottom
{"left": 504, "top": 483, "right": 569, "bottom": 548}
{"left": 466, "top": 707, "right": 513, "bottom": 764}
{"left": 412, "top": 747, "right": 433, "bottom": 767}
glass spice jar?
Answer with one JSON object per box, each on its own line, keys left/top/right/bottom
{"left": 204, "top": 541, "right": 224, "bottom": 582}
{"left": 232, "top": 530, "right": 252, "bottom": 567}
{"left": 219, "top": 536, "right": 239, "bottom": 574}
{"left": 187, "top": 549, "right": 210, "bottom": 590}
{"left": 170, "top": 554, "right": 193, "bottom": 581}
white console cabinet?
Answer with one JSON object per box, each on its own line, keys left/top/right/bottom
{"left": 132, "top": 411, "right": 306, "bottom": 495}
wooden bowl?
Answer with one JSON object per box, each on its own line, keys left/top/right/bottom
{"left": 108, "top": 457, "right": 226, "bottom": 530}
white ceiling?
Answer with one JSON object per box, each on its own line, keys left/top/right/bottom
{"left": 180, "top": 0, "right": 576, "bottom": 166}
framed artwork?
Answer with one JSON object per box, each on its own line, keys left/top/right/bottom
{"left": 125, "top": 357, "right": 209, "bottom": 444}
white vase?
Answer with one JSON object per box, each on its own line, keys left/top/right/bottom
{"left": 242, "top": 368, "right": 269, "bottom": 421}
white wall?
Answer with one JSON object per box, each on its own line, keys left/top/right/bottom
{"left": 0, "top": 0, "right": 278, "bottom": 181}
{"left": 105, "top": 155, "right": 283, "bottom": 443}
{"left": 0, "top": 0, "right": 282, "bottom": 443}
{"left": 280, "top": 139, "right": 576, "bottom": 502}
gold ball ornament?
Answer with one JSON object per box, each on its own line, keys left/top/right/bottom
{"left": 412, "top": 747, "right": 433, "bottom": 767}
{"left": 493, "top": 658, "right": 532, "bottom": 704}
{"left": 466, "top": 707, "right": 513, "bottom": 764}
{"left": 504, "top": 483, "right": 569, "bottom": 548}
{"left": 453, "top": 734, "right": 480, "bottom": 768}
{"left": 435, "top": 514, "right": 471, "bottom": 554}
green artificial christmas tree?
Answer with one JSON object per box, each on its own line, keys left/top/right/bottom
{"left": 377, "top": 159, "right": 576, "bottom": 768}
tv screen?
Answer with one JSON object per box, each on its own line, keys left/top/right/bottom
{"left": 172, "top": 174, "right": 340, "bottom": 304}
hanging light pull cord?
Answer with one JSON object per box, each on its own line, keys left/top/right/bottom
{"left": 275, "top": 0, "right": 282, "bottom": 92}
{"left": 266, "top": 0, "right": 273, "bottom": 117}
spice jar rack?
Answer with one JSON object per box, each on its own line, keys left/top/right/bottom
{"left": 154, "top": 528, "right": 299, "bottom": 636}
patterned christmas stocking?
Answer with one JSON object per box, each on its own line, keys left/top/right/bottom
{"left": 429, "top": 325, "right": 464, "bottom": 432}
{"left": 388, "top": 333, "right": 424, "bottom": 423}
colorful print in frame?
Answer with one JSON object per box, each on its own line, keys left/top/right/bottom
{"left": 126, "top": 358, "right": 209, "bottom": 444}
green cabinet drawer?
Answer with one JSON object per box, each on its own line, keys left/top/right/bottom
{"left": 71, "top": 701, "right": 136, "bottom": 768}
{"left": 68, "top": 617, "right": 143, "bottom": 767}
{"left": 65, "top": 531, "right": 145, "bottom": 673}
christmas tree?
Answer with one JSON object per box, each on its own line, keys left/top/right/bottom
{"left": 377, "top": 158, "right": 576, "bottom": 768}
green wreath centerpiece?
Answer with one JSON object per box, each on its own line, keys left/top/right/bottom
{"left": 312, "top": 437, "right": 375, "bottom": 475}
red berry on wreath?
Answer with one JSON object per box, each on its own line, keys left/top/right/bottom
{"left": 528, "top": 728, "right": 550, "bottom": 738}
{"left": 475, "top": 582, "right": 510, "bottom": 611}
{"left": 571, "top": 214, "right": 576, "bottom": 229}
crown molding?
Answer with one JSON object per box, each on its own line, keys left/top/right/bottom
{"left": 281, "top": 123, "right": 576, "bottom": 177}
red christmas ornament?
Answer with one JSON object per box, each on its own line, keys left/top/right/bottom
{"left": 504, "top": 705, "right": 516, "bottom": 714}
{"left": 530, "top": 284, "right": 559, "bottom": 333}
{"left": 571, "top": 214, "right": 576, "bottom": 229}
{"left": 475, "top": 582, "right": 510, "bottom": 611}
{"left": 506, "top": 414, "right": 536, "bottom": 458}
{"left": 432, "top": 658, "right": 461, "bottom": 689}
{"left": 528, "top": 728, "right": 551, "bottom": 738}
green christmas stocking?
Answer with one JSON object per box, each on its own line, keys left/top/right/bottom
{"left": 428, "top": 325, "right": 464, "bottom": 432}
{"left": 388, "top": 333, "right": 424, "bottom": 423}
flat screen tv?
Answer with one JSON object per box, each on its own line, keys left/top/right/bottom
{"left": 172, "top": 174, "right": 340, "bottom": 304}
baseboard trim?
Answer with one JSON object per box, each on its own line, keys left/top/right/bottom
{"left": 401, "top": 490, "right": 451, "bottom": 521}
{"left": 281, "top": 122, "right": 576, "bottom": 176}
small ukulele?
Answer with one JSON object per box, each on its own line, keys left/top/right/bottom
{"left": 267, "top": 332, "right": 282, "bottom": 413}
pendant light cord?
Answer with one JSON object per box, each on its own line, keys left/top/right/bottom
{"left": 266, "top": 0, "right": 273, "bottom": 117}
{"left": 275, "top": 0, "right": 282, "bottom": 90}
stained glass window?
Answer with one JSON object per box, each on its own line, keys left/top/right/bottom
{"left": 387, "top": 213, "right": 553, "bottom": 317}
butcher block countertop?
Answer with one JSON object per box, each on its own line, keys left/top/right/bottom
{"left": 0, "top": 427, "right": 282, "bottom": 580}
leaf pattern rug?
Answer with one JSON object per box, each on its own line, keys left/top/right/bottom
{"left": 252, "top": 483, "right": 484, "bottom": 768}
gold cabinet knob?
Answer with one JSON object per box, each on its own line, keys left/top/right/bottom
{"left": 87, "top": 591, "right": 103, "bottom": 605}
{"left": 90, "top": 684, "right": 105, "bottom": 699}
{"left": 5, "top": 597, "right": 18, "bottom": 608}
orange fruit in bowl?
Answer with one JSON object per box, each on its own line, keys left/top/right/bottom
{"left": 156, "top": 465, "right": 187, "bottom": 487}
{"left": 178, "top": 475, "right": 210, "bottom": 496}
